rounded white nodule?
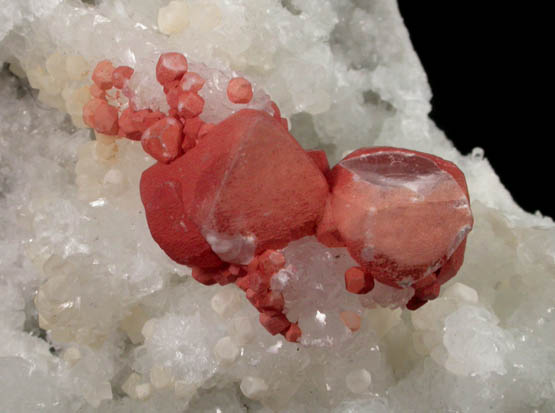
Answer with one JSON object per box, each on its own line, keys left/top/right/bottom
{"left": 150, "top": 365, "right": 173, "bottom": 389}
{"left": 214, "top": 336, "right": 239, "bottom": 363}
{"left": 65, "top": 55, "right": 89, "bottom": 80}
{"left": 141, "top": 319, "right": 156, "bottom": 340}
{"left": 135, "top": 383, "right": 152, "bottom": 400}
{"left": 62, "top": 346, "right": 82, "bottom": 366}
{"left": 158, "top": 1, "right": 189, "bottom": 35}
{"left": 443, "top": 282, "right": 479, "bottom": 303}
{"left": 240, "top": 376, "right": 269, "bottom": 399}
{"left": 231, "top": 316, "right": 255, "bottom": 345}
{"left": 345, "top": 368, "right": 372, "bottom": 394}
{"left": 211, "top": 287, "right": 241, "bottom": 317}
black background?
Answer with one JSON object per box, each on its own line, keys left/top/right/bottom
{"left": 397, "top": 2, "right": 549, "bottom": 217}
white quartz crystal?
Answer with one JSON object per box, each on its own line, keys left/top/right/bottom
{"left": 1, "top": 0, "right": 554, "bottom": 412}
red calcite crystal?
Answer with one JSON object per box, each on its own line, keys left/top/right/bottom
{"left": 92, "top": 60, "right": 115, "bottom": 90}
{"left": 322, "top": 147, "right": 473, "bottom": 305}
{"left": 140, "top": 109, "right": 329, "bottom": 266}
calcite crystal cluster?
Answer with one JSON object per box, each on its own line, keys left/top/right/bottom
{"left": 1, "top": 1, "right": 554, "bottom": 412}
{"left": 82, "top": 51, "right": 472, "bottom": 342}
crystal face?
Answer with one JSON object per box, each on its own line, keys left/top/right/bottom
{"left": 1, "top": 1, "right": 553, "bottom": 412}
{"left": 334, "top": 149, "right": 473, "bottom": 287}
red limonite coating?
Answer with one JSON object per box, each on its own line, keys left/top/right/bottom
{"left": 284, "top": 323, "right": 302, "bottom": 342}
{"left": 112, "top": 66, "right": 134, "bottom": 89}
{"left": 227, "top": 77, "right": 253, "bottom": 104}
{"left": 259, "top": 312, "right": 291, "bottom": 335}
{"left": 180, "top": 72, "right": 205, "bottom": 93}
{"left": 156, "top": 52, "right": 188, "bottom": 86}
{"left": 141, "top": 117, "right": 183, "bottom": 164}
{"left": 140, "top": 109, "right": 329, "bottom": 267}
{"left": 323, "top": 147, "right": 473, "bottom": 294}
{"left": 344, "top": 266, "right": 374, "bottom": 294}
{"left": 92, "top": 60, "right": 115, "bottom": 90}
{"left": 177, "top": 91, "right": 204, "bottom": 118}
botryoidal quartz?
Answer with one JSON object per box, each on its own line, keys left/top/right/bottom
{"left": 0, "top": 1, "right": 554, "bottom": 412}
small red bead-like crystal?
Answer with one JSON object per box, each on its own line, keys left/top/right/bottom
{"left": 141, "top": 117, "right": 183, "bottom": 163}
{"left": 177, "top": 91, "right": 204, "bottom": 118}
{"left": 89, "top": 84, "right": 106, "bottom": 99}
{"left": 284, "top": 323, "right": 302, "bottom": 342}
{"left": 82, "top": 98, "right": 105, "bottom": 128}
{"left": 92, "top": 60, "right": 115, "bottom": 90}
{"left": 90, "top": 100, "right": 119, "bottom": 135}
{"left": 227, "top": 77, "right": 253, "bottom": 104}
{"left": 180, "top": 72, "right": 205, "bottom": 93}
{"left": 191, "top": 267, "right": 219, "bottom": 286}
{"left": 344, "top": 266, "right": 374, "bottom": 294}
{"left": 164, "top": 80, "right": 182, "bottom": 109}
{"left": 260, "top": 290, "right": 285, "bottom": 313}
{"left": 156, "top": 52, "right": 188, "bottom": 86}
{"left": 259, "top": 312, "right": 290, "bottom": 335}
{"left": 112, "top": 66, "right": 134, "bottom": 89}
{"left": 258, "top": 250, "right": 286, "bottom": 276}
{"left": 119, "top": 108, "right": 165, "bottom": 141}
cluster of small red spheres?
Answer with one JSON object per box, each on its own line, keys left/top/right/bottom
{"left": 82, "top": 52, "right": 258, "bottom": 164}
{"left": 193, "top": 250, "right": 302, "bottom": 342}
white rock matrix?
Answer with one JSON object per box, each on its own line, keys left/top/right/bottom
{"left": 0, "top": 1, "right": 554, "bottom": 412}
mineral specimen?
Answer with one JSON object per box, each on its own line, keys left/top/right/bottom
{"left": 82, "top": 52, "right": 471, "bottom": 341}
{"left": 1, "top": 1, "right": 554, "bottom": 412}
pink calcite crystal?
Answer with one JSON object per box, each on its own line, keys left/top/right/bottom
{"left": 83, "top": 52, "right": 474, "bottom": 341}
